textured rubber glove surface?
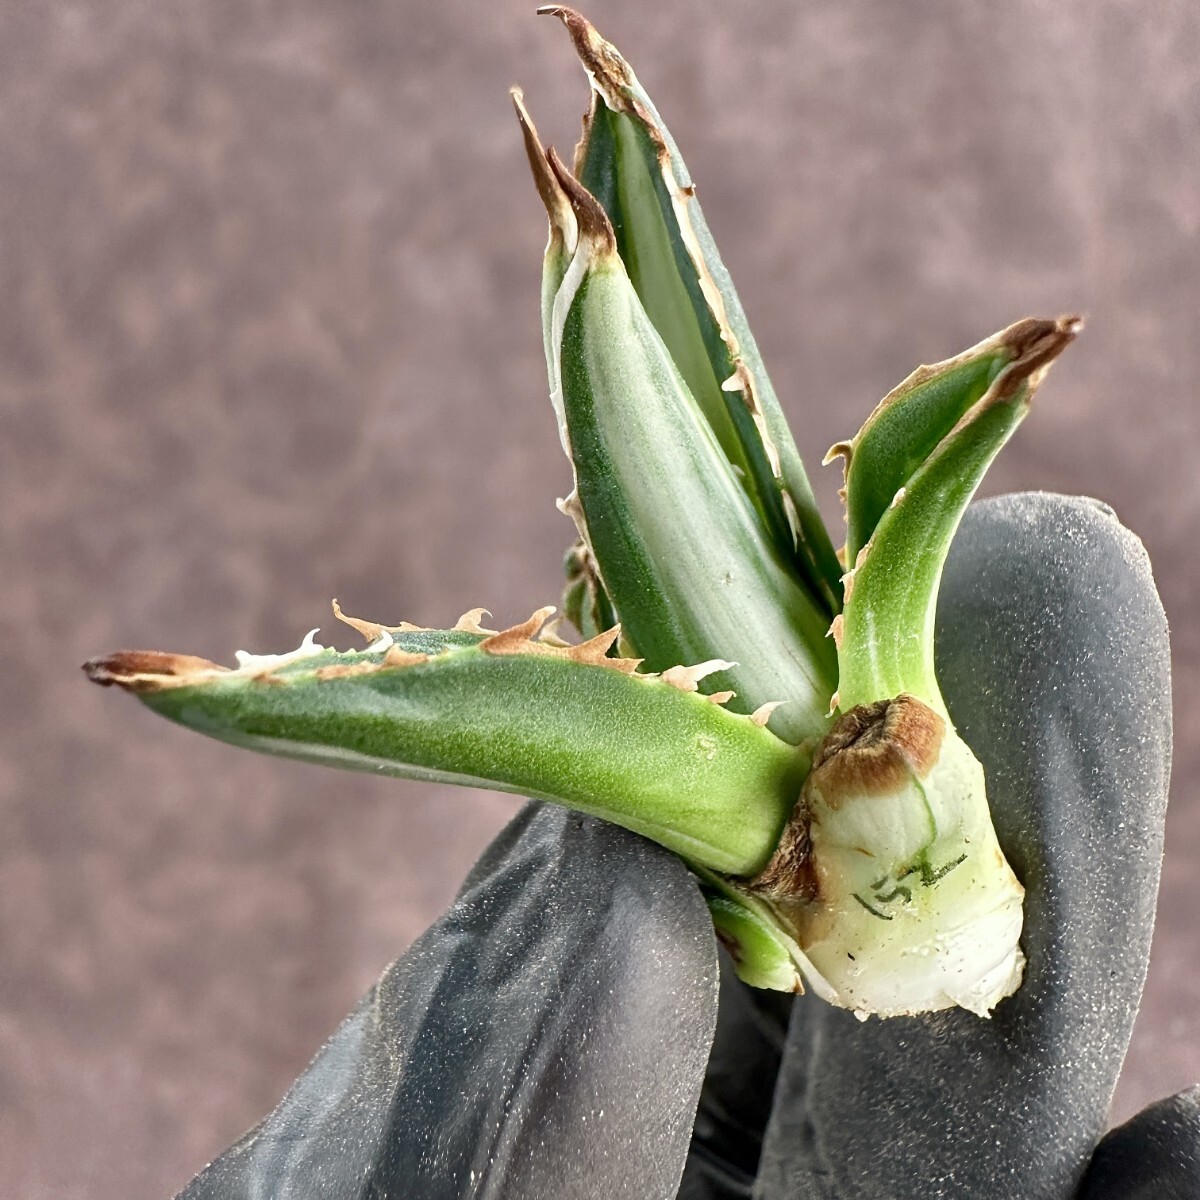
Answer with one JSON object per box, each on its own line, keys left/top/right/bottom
{"left": 678, "top": 953, "right": 793, "bottom": 1200}
{"left": 178, "top": 803, "right": 719, "bottom": 1200}
{"left": 753, "top": 493, "right": 1172, "bottom": 1200}
{"left": 1080, "top": 1085, "right": 1200, "bottom": 1198}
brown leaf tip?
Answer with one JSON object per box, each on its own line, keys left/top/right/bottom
{"left": 511, "top": 88, "right": 577, "bottom": 245}
{"left": 546, "top": 147, "right": 616, "bottom": 253}
{"left": 751, "top": 807, "right": 818, "bottom": 903}
{"left": 83, "top": 651, "right": 225, "bottom": 693}
{"left": 537, "top": 6, "right": 634, "bottom": 101}
{"left": 994, "top": 313, "right": 1082, "bottom": 402}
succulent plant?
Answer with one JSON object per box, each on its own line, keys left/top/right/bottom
{"left": 84, "top": 6, "right": 1081, "bottom": 1022}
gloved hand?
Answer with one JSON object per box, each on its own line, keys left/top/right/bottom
{"left": 685, "top": 492, "right": 1190, "bottom": 1200}
{"left": 174, "top": 493, "right": 1192, "bottom": 1200}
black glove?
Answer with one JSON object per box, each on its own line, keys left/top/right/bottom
{"left": 174, "top": 493, "right": 1190, "bottom": 1199}
{"left": 177, "top": 800, "right": 719, "bottom": 1199}
{"left": 687, "top": 492, "right": 1186, "bottom": 1200}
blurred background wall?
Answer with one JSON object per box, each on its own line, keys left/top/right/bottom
{"left": 3, "top": 1, "right": 1198, "bottom": 1196}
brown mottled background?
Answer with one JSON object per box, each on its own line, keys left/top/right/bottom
{"left": 3, "top": 2, "right": 1198, "bottom": 1196}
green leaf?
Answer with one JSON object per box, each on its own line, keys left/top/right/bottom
{"left": 519, "top": 142, "right": 837, "bottom": 745}
{"left": 562, "top": 539, "right": 618, "bottom": 642}
{"left": 84, "top": 607, "right": 807, "bottom": 876}
{"left": 539, "top": 6, "right": 841, "bottom": 614}
{"left": 837, "top": 352, "right": 1004, "bottom": 569}
{"left": 834, "top": 316, "right": 1079, "bottom": 712}
{"left": 696, "top": 865, "right": 838, "bottom": 998}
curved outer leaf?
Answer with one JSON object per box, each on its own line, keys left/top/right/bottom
{"left": 541, "top": 5, "right": 842, "bottom": 612}
{"left": 836, "top": 334, "right": 1009, "bottom": 568}
{"left": 177, "top": 802, "right": 720, "bottom": 1200}
{"left": 834, "top": 316, "right": 1078, "bottom": 713}
{"left": 84, "top": 610, "right": 807, "bottom": 876}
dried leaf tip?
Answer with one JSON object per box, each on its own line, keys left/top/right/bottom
{"left": 537, "top": 6, "right": 636, "bottom": 119}
{"left": 823, "top": 440, "right": 853, "bottom": 469}
{"left": 453, "top": 608, "right": 496, "bottom": 635}
{"left": 992, "top": 313, "right": 1082, "bottom": 401}
{"left": 750, "top": 700, "right": 787, "bottom": 727}
{"left": 83, "top": 650, "right": 227, "bottom": 693}
{"left": 480, "top": 606, "right": 557, "bottom": 655}
{"left": 511, "top": 88, "right": 578, "bottom": 251}
{"left": 546, "top": 147, "right": 617, "bottom": 254}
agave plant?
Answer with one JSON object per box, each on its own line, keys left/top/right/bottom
{"left": 84, "top": 6, "right": 1082, "bottom": 1022}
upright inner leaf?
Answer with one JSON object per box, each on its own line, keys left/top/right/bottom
{"left": 582, "top": 108, "right": 747, "bottom": 477}
{"left": 576, "top": 97, "right": 839, "bottom": 616}
{"left": 558, "top": 258, "right": 838, "bottom": 744}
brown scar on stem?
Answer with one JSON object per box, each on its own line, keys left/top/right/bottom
{"left": 751, "top": 805, "right": 818, "bottom": 903}
{"left": 751, "top": 696, "right": 946, "bottom": 904}
{"left": 83, "top": 651, "right": 227, "bottom": 693}
{"left": 808, "top": 694, "right": 945, "bottom": 805}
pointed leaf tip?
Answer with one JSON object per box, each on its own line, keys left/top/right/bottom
{"left": 512, "top": 88, "right": 578, "bottom": 248}
{"left": 83, "top": 650, "right": 226, "bottom": 693}
{"left": 992, "top": 313, "right": 1081, "bottom": 403}
{"left": 536, "top": 7, "right": 633, "bottom": 112}
{"left": 546, "top": 147, "right": 616, "bottom": 252}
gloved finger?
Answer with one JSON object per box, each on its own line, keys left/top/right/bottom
{"left": 1079, "top": 1085, "right": 1200, "bottom": 1198}
{"left": 755, "top": 492, "right": 1172, "bottom": 1200}
{"left": 677, "top": 951, "right": 795, "bottom": 1200}
{"left": 176, "top": 801, "right": 719, "bottom": 1200}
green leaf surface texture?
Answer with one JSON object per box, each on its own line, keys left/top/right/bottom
{"left": 836, "top": 316, "right": 1078, "bottom": 711}
{"left": 842, "top": 352, "right": 1009, "bottom": 567}
{"left": 558, "top": 259, "right": 837, "bottom": 744}
{"left": 98, "top": 625, "right": 806, "bottom": 876}
{"left": 562, "top": 14, "right": 841, "bottom": 612}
